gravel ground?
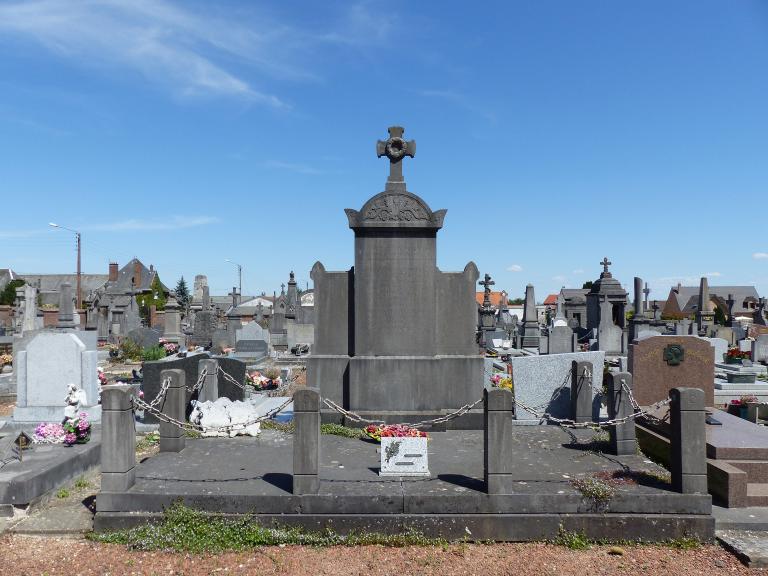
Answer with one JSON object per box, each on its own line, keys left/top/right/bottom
{"left": 0, "top": 537, "right": 753, "bottom": 576}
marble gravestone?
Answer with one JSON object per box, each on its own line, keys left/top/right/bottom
{"left": 510, "top": 351, "right": 605, "bottom": 421}
{"left": 753, "top": 335, "right": 768, "bottom": 364}
{"left": 12, "top": 331, "right": 101, "bottom": 423}
{"left": 627, "top": 335, "right": 714, "bottom": 407}
{"left": 307, "top": 126, "right": 483, "bottom": 421}
{"left": 191, "top": 311, "right": 217, "bottom": 347}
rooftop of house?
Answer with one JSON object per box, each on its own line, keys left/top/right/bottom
{"left": 475, "top": 291, "right": 508, "bottom": 308}
{"left": 667, "top": 285, "right": 760, "bottom": 314}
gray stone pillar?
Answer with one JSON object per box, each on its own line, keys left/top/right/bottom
{"left": 101, "top": 384, "right": 136, "bottom": 492}
{"left": 570, "top": 361, "right": 593, "bottom": 423}
{"left": 57, "top": 282, "right": 76, "bottom": 329}
{"left": 484, "top": 388, "right": 515, "bottom": 494}
{"left": 293, "top": 388, "right": 320, "bottom": 494}
{"left": 670, "top": 387, "right": 707, "bottom": 494}
{"left": 607, "top": 372, "right": 636, "bottom": 455}
{"left": 198, "top": 359, "right": 219, "bottom": 404}
{"left": 159, "top": 369, "right": 186, "bottom": 453}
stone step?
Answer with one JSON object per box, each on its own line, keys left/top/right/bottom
{"left": 746, "top": 483, "right": 768, "bottom": 506}
{"left": 728, "top": 460, "right": 768, "bottom": 483}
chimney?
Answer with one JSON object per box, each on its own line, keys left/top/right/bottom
{"left": 109, "top": 262, "right": 118, "bottom": 282}
{"left": 133, "top": 260, "right": 142, "bottom": 288}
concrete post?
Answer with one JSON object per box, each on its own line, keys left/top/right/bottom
{"left": 670, "top": 387, "right": 708, "bottom": 494}
{"left": 484, "top": 388, "right": 515, "bottom": 494}
{"left": 293, "top": 388, "right": 320, "bottom": 494}
{"left": 101, "top": 384, "right": 136, "bottom": 492}
{"left": 570, "top": 361, "right": 593, "bottom": 423}
{"left": 198, "top": 358, "right": 219, "bottom": 404}
{"left": 159, "top": 369, "right": 186, "bottom": 453}
{"left": 607, "top": 372, "right": 636, "bottom": 455}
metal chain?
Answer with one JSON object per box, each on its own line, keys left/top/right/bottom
{"left": 322, "top": 397, "right": 484, "bottom": 429}
{"left": 515, "top": 395, "right": 672, "bottom": 429}
{"left": 217, "top": 365, "right": 297, "bottom": 395}
{"left": 146, "top": 376, "right": 172, "bottom": 409}
{"left": 185, "top": 367, "right": 209, "bottom": 393}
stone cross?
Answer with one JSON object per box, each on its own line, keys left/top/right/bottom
{"left": 376, "top": 126, "right": 415, "bottom": 184}
{"left": 600, "top": 257, "right": 612, "bottom": 274}
{"left": 280, "top": 283, "right": 285, "bottom": 295}
{"left": 479, "top": 273, "right": 495, "bottom": 308}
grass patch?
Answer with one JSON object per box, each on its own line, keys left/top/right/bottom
{"left": 320, "top": 423, "right": 365, "bottom": 439}
{"left": 666, "top": 536, "right": 701, "bottom": 550}
{"left": 89, "top": 502, "right": 449, "bottom": 552}
{"left": 261, "top": 420, "right": 364, "bottom": 439}
{"left": 56, "top": 488, "right": 70, "bottom": 499}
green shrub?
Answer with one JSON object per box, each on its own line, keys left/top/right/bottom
{"left": 119, "top": 339, "right": 143, "bottom": 362}
{"left": 141, "top": 346, "right": 166, "bottom": 361}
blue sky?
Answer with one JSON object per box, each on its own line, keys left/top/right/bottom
{"left": 1, "top": 0, "right": 767, "bottom": 301}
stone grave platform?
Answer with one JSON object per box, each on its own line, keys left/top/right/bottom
{"left": 639, "top": 409, "right": 768, "bottom": 508}
{"left": 95, "top": 428, "right": 713, "bottom": 540}
{"left": 0, "top": 433, "right": 100, "bottom": 515}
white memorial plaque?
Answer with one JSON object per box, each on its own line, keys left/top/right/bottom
{"left": 380, "top": 437, "right": 429, "bottom": 476}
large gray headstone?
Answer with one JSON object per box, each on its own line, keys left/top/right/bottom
{"left": 235, "top": 321, "right": 270, "bottom": 344}
{"left": 510, "top": 351, "right": 605, "bottom": 421}
{"left": 126, "top": 327, "right": 161, "bottom": 350}
{"left": 191, "top": 310, "right": 217, "bottom": 347}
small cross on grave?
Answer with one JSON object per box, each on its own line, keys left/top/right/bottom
{"left": 280, "top": 283, "right": 285, "bottom": 294}
{"left": 600, "top": 257, "right": 612, "bottom": 274}
{"left": 376, "top": 126, "right": 416, "bottom": 184}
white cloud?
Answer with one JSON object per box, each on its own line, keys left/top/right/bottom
{"left": 85, "top": 215, "right": 219, "bottom": 232}
{"left": 506, "top": 264, "right": 523, "bottom": 272}
{"left": 552, "top": 275, "right": 567, "bottom": 283}
{"left": 572, "top": 269, "right": 584, "bottom": 275}
{"left": 705, "top": 272, "right": 722, "bottom": 277}
{"left": 754, "top": 252, "right": 768, "bottom": 260}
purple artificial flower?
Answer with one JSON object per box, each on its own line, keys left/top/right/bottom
{"left": 64, "top": 433, "right": 77, "bottom": 445}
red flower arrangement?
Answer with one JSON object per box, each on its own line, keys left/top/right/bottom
{"left": 364, "top": 424, "right": 428, "bottom": 442}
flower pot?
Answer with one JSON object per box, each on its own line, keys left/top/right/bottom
{"left": 728, "top": 373, "right": 757, "bottom": 384}
{"left": 740, "top": 405, "right": 749, "bottom": 419}
{"left": 726, "top": 358, "right": 743, "bottom": 365}
{"left": 380, "top": 436, "right": 429, "bottom": 477}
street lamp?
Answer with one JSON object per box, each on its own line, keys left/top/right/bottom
{"left": 224, "top": 259, "right": 242, "bottom": 299}
{"left": 49, "top": 222, "right": 82, "bottom": 310}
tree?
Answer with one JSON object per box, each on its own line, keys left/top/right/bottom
{"left": 175, "top": 276, "right": 191, "bottom": 309}
{"left": 582, "top": 281, "right": 593, "bottom": 289}
{"left": 508, "top": 298, "right": 525, "bottom": 305}
{"left": 0, "top": 279, "right": 25, "bottom": 306}
{"left": 136, "top": 274, "right": 168, "bottom": 321}
{"left": 714, "top": 306, "right": 726, "bottom": 326}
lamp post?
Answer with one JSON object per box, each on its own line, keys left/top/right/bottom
{"left": 224, "top": 259, "right": 242, "bottom": 299}
{"left": 49, "top": 222, "right": 82, "bottom": 310}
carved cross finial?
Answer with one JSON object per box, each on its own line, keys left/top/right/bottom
{"left": 376, "top": 126, "right": 415, "bottom": 184}
{"left": 600, "top": 257, "right": 612, "bottom": 273}
{"left": 280, "top": 283, "right": 285, "bottom": 294}
{"left": 479, "top": 273, "right": 495, "bottom": 308}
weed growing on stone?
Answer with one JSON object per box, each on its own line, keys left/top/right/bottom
{"left": 56, "top": 488, "right": 70, "bottom": 499}
{"left": 135, "top": 432, "right": 159, "bottom": 452}
{"left": 570, "top": 477, "right": 615, "bottom": 507}
{"left": 89, "top": 503, "right": 450, "bottom": 551}
{"left": 73, "top": 476, "right": 91, "bottom": 490}
{"left": 553, "top": 527, "right": 591, "bottom": 550}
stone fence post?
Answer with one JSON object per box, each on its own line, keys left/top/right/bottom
{"left": 159, "top": 369, "right": 186, "bottom": 453}
{"left": 570, "top": 361, "right": 593, "bottom": 423}
{"left": 484, "top": 388, "right": 515, "bottom": 494}
{"left": 101, "top": 384, "right": 136, "bottom": 492}
{"left": 293, "top": 388, "right": 320, "bottom": 494}
{"left": 198, "top": 358, "right": 219, "bottom": 403}
{"left": 670, "top": 387, "right": 707, "bottom": 494}
{"left": 607, "top": 372, "right": 636, "bottom": 455}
